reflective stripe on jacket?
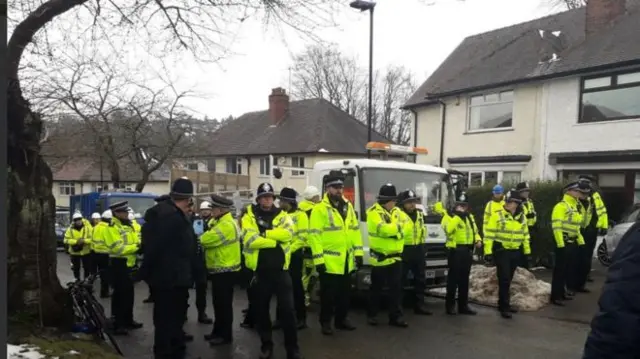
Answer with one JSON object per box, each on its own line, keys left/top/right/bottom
{"left": 483, "top": 208, "right": 530, "bottom": 255}
{"left": 483, "top": 200, "right": 505, "bottom": 230}
{"left": 552, "top": 194, "right": 585, "bottom": 248}
{"left": 290, "top": 209, "right": 310, "bottom": 253}
{"left": 522, "top": 200, "right": 537, "bottom": 226}
{"left": 308, "top": 194, "right": 363, "bottom": 275}
{"left": 366, "top": 203, "right": 403, "bottom": 267}
{"left": 104, "top": 217, "right": 139, "bottom": 267}
{"left": 91, "top": 221, "right": 110, "bottom": 253}
{"left": 201, "top": 212, "right": 242, "bottom": 273}
{"left": 64, "top": 224, "right": 93, "bottom": 256}
{"left": 241, "top": 206, "right": 294, "bottom": 271}
{"left": 393, "top": 208, "right": 425, "bottom": 246}
{"left": 444, "top": 213, "right": 481, "bottom": 249}
{"left": 581, "top": 192, "right": 609, "bottom": 230}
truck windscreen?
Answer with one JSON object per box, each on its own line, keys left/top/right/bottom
{"left": 109, "top": 196, "right": 156, "bottom": 216}
{"left": 360, "top": 168, "right": 451, "bottom": 223}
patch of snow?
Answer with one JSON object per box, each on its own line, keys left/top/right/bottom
{"left": 550, "top": 53, "right": 560, "bottom": 62}
{"left": 7, "top": 344, "right": 46, "bottom": 359}
{"left": 538, "top": 29, "right": 545, "bottom": 38}
{"left": 430, "top": 265, "right": 551, "bottom": 311}
{"left": 552, "top": 30, "right": 562, "bottom": 37}
{"left": 317, "top": 148, "right": 328, "bottom": 153}
{"left": 68, "top": 350, "right": 80, "bottom": 355}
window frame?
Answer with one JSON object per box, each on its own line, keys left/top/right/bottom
{"left": 578, "top": 69, "right": 640, "bottom": 124}
{"left": 225, "top": 157, "right": 241, "bottom": 174}
{"left": 59, "top": 181, "right": 76, "bottom": 196}
{"left": 291, "top": 156, "right": 306, "bottom": 177}
{"left": 185, "top": 162, "right": 199, "bottom": 171}
{"left": 259, "top": 157, "right": 271, "bottom": 176}
{"left": 457, "top": 170, "right": 522, "bottom": 187}
{"left": 466, "top": 90, "right": 515, "bottom": 133}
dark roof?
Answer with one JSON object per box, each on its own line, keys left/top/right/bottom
{"left": 206, "top": 98, "right": 391, "bottom": 156}
{"left": 404, "top": 4, "right": 640, "bottom": 108}
{"left": 47, "top": 157, "right": 170, "bottom": 182}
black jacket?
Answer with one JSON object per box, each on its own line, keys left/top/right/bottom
{"left": 139, "top": 200, "right": 203, "bottom": 288}
{"left": 583, "top": 221, "right": 640, "bottom": 358}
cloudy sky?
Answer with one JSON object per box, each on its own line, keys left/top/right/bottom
{"left": 175, "top": 0, "right": 561, "bottom": 119}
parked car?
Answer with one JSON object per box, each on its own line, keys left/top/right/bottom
{"left": 55, "top": 222, "right": 66, "bottom": 250}
{"left": 598, "top": 203, "right": 640, "bottom": 266}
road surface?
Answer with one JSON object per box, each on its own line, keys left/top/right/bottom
{"left": 57, "top": 252, "right": 598, "bottom": 359}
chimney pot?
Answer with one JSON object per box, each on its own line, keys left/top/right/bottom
{"left": 268, "top": 87, "right": 289, "bottom": 125}
{"left": 586, "top": 0, "right": 627, "bottom": 35}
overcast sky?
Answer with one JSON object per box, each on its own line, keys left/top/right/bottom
{"left": 174, "top": 0, "right": 560, "bottom": 119}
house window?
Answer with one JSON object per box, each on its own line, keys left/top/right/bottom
{"left": 459, "top": 170, "right": 522, "bottom": 187}
{"left": 467, "top": 90, "right": 514, "bottom": 131}
{"left": 259, "top": 157, "right": 271, "bottom": 176}
{"left": 59, "top": 182, "right": 76, "bottom": 196}
{"left": 502, "top": 171, "right": 521, "bottom": 184}
{"left": 185, "top": 163, "right": 199, "bottom": 171}
{"left": 291, "top": 156, "right": 305, "bottom": 176}
{"left": 580, "top": 70, "right": 640, "bottom": 123}
{"left": 225, "top": 158, "right": 241, "bottom": 174}
{"left": 94, "top": 183, "right": 110, "bottom": 192}
{"left": 114, "top": 182, "right": 134, "bottom": 191}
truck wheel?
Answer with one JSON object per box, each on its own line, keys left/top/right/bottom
{"left": 597, "top": 241, "right": 611, "bottom": 267}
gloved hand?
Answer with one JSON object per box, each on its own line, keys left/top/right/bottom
{"left": 71, "top": 244, "right": 84, "bottom": 252}
{"left": 355, "top": 256, "right": 363, "bottom": 268}
{"left": 316, "top": 264, "right": 327, "bottom": 274}
{"left": 483, "top": 255, "right": 493, "bottom": 264}
{"left": 598, "top": 228, "right": 608, "bottom": 236}
{"left": 526, "top": 212, "right": 536, "bottom": 219}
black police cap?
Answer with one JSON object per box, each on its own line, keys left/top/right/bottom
{"left": 377, "top": 183, "right": 398, "bottom": 201}
{"left": 505, "top": 190, "right": 523, "bottom": 204}
{"left": 154, "top": 194, "right": 171, "bottom": 203}
{"left": 109, "top": 201, "right": 129, "bottom": 212}
{"left": 397, "top": 189, "right": 420, "bottom": 204}
{"left": 256, "top": 182, "right": 276, "bottom": 199}
{"left": 278, "top": 187, "right": 298, "bottom": 202}
{"left": 170, "top": 177, "right": 194, "bottom": 199}
{"left": 564, "top": 181, "right": 591, "bottom": 193}
{"left": 515, "top": 182, "right": 530, "bottom": 192}
{"left": 210, "top": 194, "right": 234, "bottom": 208}
{"left": 325, "top": 175, "right": 344, "bottom": 187}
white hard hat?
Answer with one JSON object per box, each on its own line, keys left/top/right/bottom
{"left": 302, "top": 186, "right": 320, "bottom": 200}
{"left": 72, "top": 212, "right": 83, "bottom": 220}
{"left": 200, "top": 201, "right": 212, "bottom": 210}
{"left": 91, "top": 212, "right": 101, "bottom": 219}
{"left": 101, "top": 210, "right": 113, "bottom": 219}
{"left": 128, "top": 212, "right": 135, "bottom": 221}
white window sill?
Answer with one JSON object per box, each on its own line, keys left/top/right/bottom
{"left": 574, "top": 117, "right": 640, "bottom": 126}
{"left": 464, "top": 127, "right": 514, "bottom": 135}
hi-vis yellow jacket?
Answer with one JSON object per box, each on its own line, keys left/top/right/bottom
{"left": 64, "top": 223, "right": 93, "bottom": 256}
{"left": 483, "top": 199, "right": 506, "bottom": 230}
{"left": 104, "top": 217, "right": 139, "bottom": 267}
{"left": 483, "top": 208, "right": 530, "bottom": 255}
{"left": 299, "top": 200, "right": 316, "bottom": 217}
{"left": 91, "top": 221, "right": 110, "bottom": 254}
{"left": 201, "top": 212, "right": 242, "bottom": 273}
{"left": 367, "top": 203, "right": 403, "bottom": 267}
{"left": 552, "top": 194, "right": 586, "bottom": 248}
{"left": 241, "top": 206, "right": 294, "bottom": 271}
{"left": 580, "top": 192, "right": 609, "bottom": 230}
{"left": 444, "top": 213, "right": 481, "bottom": 249}
{"left": 393, "top": 208, "right": 426, "bottom": 246}
{"left": 289, "top": 209, "right": 309, "bottom": 254}
{"left": 521, "top": 200, "right": 537, "bottom": 227}
{"left": 308, "top": 194, "right": 363, "bottom": 275}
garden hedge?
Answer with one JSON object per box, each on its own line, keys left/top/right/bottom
{"left": 465, "top": 180, "right": 568, "bottom": 263}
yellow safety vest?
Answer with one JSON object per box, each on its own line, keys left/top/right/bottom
{"left": 580, "top": 192, "right": 609, "bottom": 230}
{"left": 552, "top": 194, "right": 586, "bottom": 248}
{"left": 483, "top": 200, "right": 505, "bottom": 230}
{"left": 104, "top": 217, "right": 139, "bottom": 267}
{"left": 298, "top": 200, "right": 316, "bottom": 216}
{"left": 241, "top": 206, "right": 294, "bottom": 271}
{"left": 201, "top": 212, "right": 242, "bottom": 273}
{"left": 483, "top": 208, "right": 530, "bottom": 255}
{"left": 393, "top": 208, "right": 426, "bottom": 246}
{"left": 444, "top": 213, "right": 481, "bottom": 249}
{"left": 521, "top": 200, "right": 537, "bottom": 227}
{"left": 366, "top": 203, "right": 403, "bottom": 267}
{"left": 64, "top": 224, "right": 93, "bottom": 256}
{"left": 289, "top": 209, "right": 310, "bottom": 253}
{"left": 308, "top": 194, "right": 363, "bottom": 275}
{"left": 91, "top": 221, "right": 110, "bottom": 254}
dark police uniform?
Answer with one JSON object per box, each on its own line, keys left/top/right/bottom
{"left": 142, "top": 194, "right": 171, "bottom": 304}
{"left": 139, "top": 178, "right": 201, "bottom": 359}
{"left": 190, "top": 211, "right": 213, "bottom": 325}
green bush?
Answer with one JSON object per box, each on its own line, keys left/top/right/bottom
{"left": 465, "top": 180, "right": 568, "bottom": 263}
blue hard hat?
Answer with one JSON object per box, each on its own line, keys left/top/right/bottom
{"left": 492, "top": 185, "right": 504, "bottom": 194}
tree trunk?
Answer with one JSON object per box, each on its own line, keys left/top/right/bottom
{"left": 135, "top": 172, "right": 150, "bottom": 193}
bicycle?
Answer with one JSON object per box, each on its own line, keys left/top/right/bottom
{"left": 67, "top": 275, "right": 124, "bottom": 356}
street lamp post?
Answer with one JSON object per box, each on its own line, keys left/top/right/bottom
{"left": 350, "top": 0, "right": 376, "bottom": 159}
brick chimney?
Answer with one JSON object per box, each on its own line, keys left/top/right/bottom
{"left": 268, "top": 87, "right": 289, "bottom": 125}
{"left": 586, "top": 0, "right": 627, "bottom": 35}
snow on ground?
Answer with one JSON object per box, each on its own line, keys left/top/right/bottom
{"left": 430, "top": 265, "right": 551, "bottom": 311}
{"left": 7, "top": 344, "right": 46, "bottom": 359}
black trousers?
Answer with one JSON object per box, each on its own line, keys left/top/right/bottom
{"left": 70, "top": 254, "right": 92, "bottom": 280}
{"left": 195, "top": 280, "right": 207, "bottom": 314}
{"left": 519, "top": 226, "right": 536, "bottom": 269}
{"left": 244, "top": 270, "right": 256, "bottom": 324}
{"left": 289, "top": 250, "right": 306, "bottom": 322}
{"left": 368, "top": 261, "right": 403, "bottom": 320}
{"left": 210, "top": 272, "right": 236, "bottom": 340}
{"left": 494, "top": 249, "right": 520, "bottom": 312}
{"left": 576, "top": 227, "right": 598, "bottom": 289}
{"left": 93, "top": 253, "right": 110, "bottom": 296}
{"left": 153, "top": 286, "right": 189, "bottom": 359}
{"left": 319, "top": 272, "right": 351, "bottom": 325}
{"left": 552, "top": 242, "right": 579, "bottom": 297}
{"left": 402, "top": 245, "right": 427, "bottom": 307}
{"left": 110, "top": 258, "right": 135, "bottom": 327}
{"left": 445, "top": 246, "right": 473, "bottom": 309}
{"left": 254, "top": 270, "right": 298, "bottom": 352}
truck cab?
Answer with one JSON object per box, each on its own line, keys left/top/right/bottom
{"left": 69, "top": 190, "right": 158, "bottom": 225}
{"left": 306, "top": 143, "right": 455, "bottom": 292}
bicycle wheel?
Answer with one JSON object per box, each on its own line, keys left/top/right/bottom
{"left": 103, "top": 329, "right": 124, "bottom": 356}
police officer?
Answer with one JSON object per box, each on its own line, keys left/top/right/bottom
{"left": 550, "top": 181, "right": 590, "bottom": 306}
{"left": 64, "top": 212, "right": 93, "bottom": 281}
{"left": 140, "top": 178, "right": 200, "bottom": 358}
{"left": 443, "top": 192, "right": 481, "bottom": 316}
{"left": 515, "top": 182, "right": 537, "bottom": 269}
{"left": 366, "top": 184, "right": 407, "bottom": 328}
{"left": 299, "top": 186, "right": 320, "bottom": 308}
{"left": 201, "top": 194, "right": 242, "bottom": 346}
{"left": 395, "top": 189, "right": 432, "bottom": 315}
{"left": 241, "top": 183, "right": 302, "bottom": 359}
{"left": 104, "top": 201, "right": 142, "bottom": 335}
{"left": 483, "top": 190, "right": 530, "bottom": 319}
{"left": 190, "top": 201, "right": 213, "bottom": 325}
{"left": 142, "top": 194, "right": 171, "bottom": 304}
{"left": 239, "top": 202, "right": 257, "bottom": 329}
{"left": 308, "top": 174, "right": 362, "bottom": 336}
{"left": 483, "top": 184, "right": 505, "bottom": 230}
{"left": 92, "top": 210, "right": 112, "bottom": 298}
{"left": 575, "top": 175, "right": 609, "bottom": 292}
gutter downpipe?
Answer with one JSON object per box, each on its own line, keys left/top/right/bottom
{"left": 437, "top": 99, "right": 447, "bottom": 168}
{"left": 411, "top": 109, "right": 418, "bottom": 163}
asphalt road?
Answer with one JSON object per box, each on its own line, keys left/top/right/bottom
{"left": 57, "top": 252, "right": 599, "bottom": 359}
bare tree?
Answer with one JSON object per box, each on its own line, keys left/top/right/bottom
{"left": 7, "top": 0, "right": 344, "bottom": 327}
{"left": 552, "top": 0, "right": 587, "bottom": 9}
{"left": 290, "top": 45, "right": 417, "bottom": 145}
